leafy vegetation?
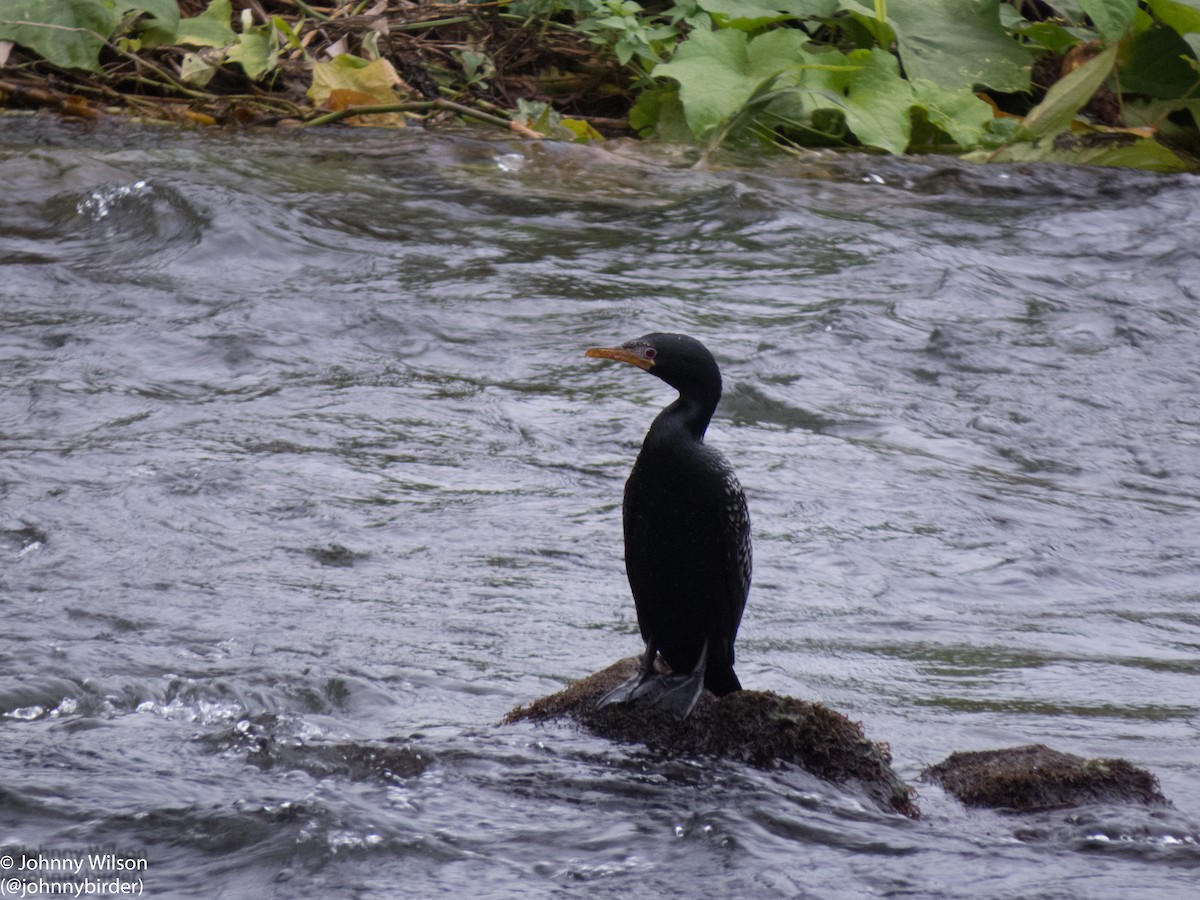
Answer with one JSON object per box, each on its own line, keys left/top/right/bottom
{"left": 0, "top": 1, "right": 1198, "bottom": 170}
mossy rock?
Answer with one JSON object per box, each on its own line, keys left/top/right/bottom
{"left": 921, "top": 744, "right": 1170, "bottom": 812}
{"left": 504, "top": 657, "right": 918, "bottom": 818}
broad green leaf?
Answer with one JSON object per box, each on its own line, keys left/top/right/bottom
{"left": 1124, "top": 93, "right": 1200, "bottom": 120}
{"left": 696, "top": 0, "right": 834, "bottom": 31}
{"left": 176, "top": 0, "right": 237, "bottom": 50}
{"left": 758, "top": 43, "right": 853, "bottom": 135}
{"left": 0, "top": 0, "right": 179, "bottom": 69}
{"left": 653, "top": 27, "right": 811, "bottom": 139}
{"left": 655, "top": 31, "right": 925, "bottom": 152}
{"left": 1144, "top": 0, "right": 1200, "bottom": 34}
{"left": 837, "top": 0, "right": 896, "bottom": 46}
{"left": 1077, "top": 0, "right": 1137, "bottom": 39}
{"left": 0, "top": 0, "right": 120, "bottom": 71}
{"left": 1123, "top": 96, "right": 1200, "bottom": 145}
{"left": 1019, "top": 43, "right": 1117, "bottom": 139}
{"left": 978, "top": 115, "right": 1022, "bottom": 148}
{"left": 225, "top": 9, "right": 277, "bottom": 81}
{"left": 1014, "top": 21, "right": 1084, "bottom": 54}
{"left": 628, "top": 85, "right": 662, "bottom": 136}
{"left": 911, "top": 79, "right": 996, "bottom": 147}
{"left": 130, "top": 0, "right": 178, "bottom": 42}
{"left": 652, "top": 29, "right": 753, "bottom": 137}
{"left": 840, "top": 48, "right": 913, "bottom": 154}
{"left": 887, "top": 0, "right": 1032, "bottom": 93}
{"left": 1119, "top": 24, "right": 1200, "bottom": 97}
{"left": 969, "top": 132, "right": 1190, "bottom": 172}
{"left": 630, "top": 85, "right": 694, "bottom": 141}
{"left": 130, "top": 0, "right": 179, "bottom": 43}
{"left": 747, "top": 25, "right": 829, "bottom": 77}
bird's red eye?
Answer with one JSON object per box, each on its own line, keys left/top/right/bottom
{"left": 644, "top": 348, "right": 657, "bottom": 360}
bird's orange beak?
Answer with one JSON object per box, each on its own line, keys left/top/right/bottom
{"left": 585, "top": 346, "right": 655, "bottom": 371}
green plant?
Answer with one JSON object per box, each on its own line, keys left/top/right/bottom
{"left": 0, "top": 0, "right": 280, "bottom": 82}
{"left": 628, "top": 0, "right": 1200, "bottom": 169}
{"left": 575, "top": 0, "right": 685, "bottom": 71}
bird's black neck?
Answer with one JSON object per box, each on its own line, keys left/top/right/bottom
{"left": 648, "top": 391, "right": 718, "bottom": 447}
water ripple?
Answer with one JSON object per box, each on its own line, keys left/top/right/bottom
{"left": 2, "top": 120, "right": 1199, "bottom": 898}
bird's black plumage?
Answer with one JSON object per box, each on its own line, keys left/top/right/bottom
{"left": 585, "top": 333, "right": 751, "bottom": 717}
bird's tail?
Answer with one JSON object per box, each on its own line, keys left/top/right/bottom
{"left": 703, "top": 653, "right": 741, "bottom": 696}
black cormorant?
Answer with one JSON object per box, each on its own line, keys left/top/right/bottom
{"left": 585, "top": 333, "right": 751, "bottom": 718}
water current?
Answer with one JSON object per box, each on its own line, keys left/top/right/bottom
{"left": 2, "top": 117, "right": 1199, "bottom": 897}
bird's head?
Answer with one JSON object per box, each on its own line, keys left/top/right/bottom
{"left": 585, "top": 333, "right": 722, "bottom": 406}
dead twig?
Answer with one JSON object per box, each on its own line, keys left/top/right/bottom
{"left": 303, "top": 96, "right": 544, "bottom": 137}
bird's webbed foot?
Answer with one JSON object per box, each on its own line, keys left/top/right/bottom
{"left": 595, "top": 641, "right": 661, "bottom": 709}
{"left": 641, "top": 640, "right": 707, "bottom": 719}
{"left": 594, "top": 641, "right": 708, "bottom": 720}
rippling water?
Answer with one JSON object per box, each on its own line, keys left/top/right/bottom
{"left": 2, "top": 118, "right": 1199, "bottom": 897}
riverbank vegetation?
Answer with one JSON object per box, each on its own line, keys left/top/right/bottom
{"left": 1, "top": 1, "right": 1198, "bottom": 170}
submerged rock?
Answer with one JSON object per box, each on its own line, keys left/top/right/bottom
{"left": 504, "top": 657, "right": 918, "bottom": 818}
{"left": 921, "top": 744, "right": 1170, "bottom": 812}
{"left": 202, "top": 713, "right": 434, "bottom": 782}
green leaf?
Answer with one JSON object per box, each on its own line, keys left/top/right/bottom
{"left": 840, "top": 48, "right": 913, "bottom": 154}
{"left": 0, "top": 0, "right": 181, "bottom": 68}
{"left": 1013, "top": 21, "right": 1084, "bottom": 54}
{"left": 911, "top": 79, "right": 996, "bottom": 147}
{"left": 628, "top": 86, "right": 661, "bottom": 135}
{"left": 130, "top": 0, "right": 179, "bottom": 44}
{"left": 630, "top": 85, "right": 694, "bottom": 141}
{"left": 129, "top": 0, "right": 177, "bottom": 41}
{"left": 225, "top": 12, "right": 277, "bottom": 82}
{"left": 1145, "top": 0, "right": 1200, "bottom": 35}
{"left": 968, "top": 132, "right": 1190, "bottom": 172}
{"left": 978, "top": 115, "right": 1022, "bottom": 148}
{"left": 1123, "top": 94, "right": 1200, "bottom": 129}
{"left": 654, "top": 30, "right": 944, "bottom": 153}
{"left": 1077, "top": 0, "right": 1138, "bottom": 39}
{"left": 176, "top": 0, "right": 237, "bottom": 50}
{"left": 837, "top": 0, "right": 896, "bottom": 46}
{"left": 653, "top": 27, "right": 811, "bottom": 139}
{"left": 695, "top": 0, "right": 835, "bottom": 31}
{"left": 886, "top": 0, "right": 1032, "bottom": 93}
{"left": 0, "top": 0, "right": 120, "bottom": 72}
{"left": 757, "top": 44, "right": 852, "bottom": 135}
{"left": 1019, "top": 43, "right": 1117, "bottom": 139}
{"left": 1119, "top": 24, "right": 1200, "bottom": 97}
{"left": 168, "top": 5, "right": 278, "bottom": 82}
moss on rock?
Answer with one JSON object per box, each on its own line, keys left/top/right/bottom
{"left": 504, "top": 657, "right": 918, "bottom": 818}
{"left": 921, "top": 743, "right": 1170, "bottom": 812}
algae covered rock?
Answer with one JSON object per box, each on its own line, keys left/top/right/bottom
{"left": 504, "top": 657, "right": 918, "bottom": 818}
{"left": 921, "top": 743, "right": 1170, "bottom": 812}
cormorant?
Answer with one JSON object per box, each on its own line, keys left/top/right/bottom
{"left": 585, "top": 333, "right": 751, "bottom": 718}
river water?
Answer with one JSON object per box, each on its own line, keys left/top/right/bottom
{"left": 2, "top": 117, "right": 1198, "bottom": 897}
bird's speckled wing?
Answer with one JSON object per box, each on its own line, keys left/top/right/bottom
{"left": 708, "top": 447, "right": 751, "bottom": 648}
